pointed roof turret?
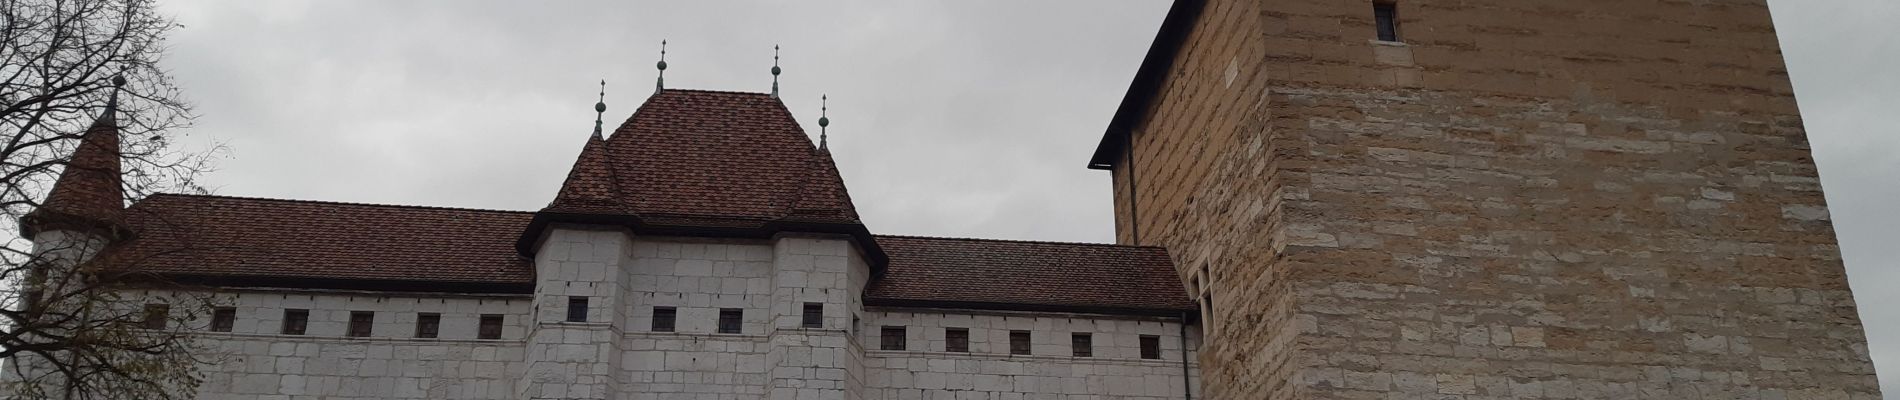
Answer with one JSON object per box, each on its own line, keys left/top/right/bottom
{"left": 22, "top": 76, "right": 130, "bottom": 238}
{"left": 543, "top": 132, "right": 624, "bottom": 215}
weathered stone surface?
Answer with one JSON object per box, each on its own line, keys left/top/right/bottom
{"left": 1108, "top": 0, "right": 1880, "bottom": 399}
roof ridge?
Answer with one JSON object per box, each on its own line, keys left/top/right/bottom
{"left": 659, "top": 88, "right": 776, "bottom": 97}
{"left": 874, "top": 234, "right": 1169, "bottom": 250}
{"left": 143, "top": 193, "right": 535, "bottom": 215}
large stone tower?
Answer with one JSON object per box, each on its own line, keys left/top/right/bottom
{"left": 1090, "top": 0, "right": 1880, "bottom": 398}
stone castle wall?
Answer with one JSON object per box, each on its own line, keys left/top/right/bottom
{"left": 93, "top": 232, "right": 1199, "bottom": 400}
{"left": 1111, "top": 0, "right": 1879, "bottom": 399}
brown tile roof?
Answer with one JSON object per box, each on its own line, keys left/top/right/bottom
{"left": 101, "top": 194, "right": 534, "bottom": 293}
{"left": 867, "top": 235, "right": 1195, "bottom": 314}
{"left": 543, "top": 89, "right": 859, "bottom": 226}
{"left": 99, "top": 196, "right": 1193, "bottom": 314}
{"left": 24, "top": 115, "right": 128, "bottom": 237}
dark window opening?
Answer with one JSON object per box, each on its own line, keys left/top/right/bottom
{"left": 141, "top": 304, "right": 169, "bottom": 330}
{"left": 1374, "top": 2, "right": 1400, "bottom": 42}
{"left": 566, "top": 296, "right": 589, "bottom": 323}
{"left": 802, "top": 302, "right": 824, "bottom": 328}
{"left": 347, "top": 311, "right": 374, "bottom": 337}
{"left": 478, "top": 314, "right": 503, "bottom": 339}
{"left": 880, "top": 326, "right": 907, "bottom": 351}
{"left": 416, "top": 313, "right": 441, "bottom": 338}
{"left": 946, "top": 328, "right": 969, "bottom": 353}
{"left": 718, "top": 308, "right": 743, "bottom": 334}
{"left": 1141, "top": 335, "right": 1162, "bottom": 359}
{"left": 1072, "top": 333, "right": 1093, "bottom": 357}
{"left": 1010, "top": 330, "right": 1032, "bottom": 355}
{"left": 282, "top": 309, "right": 308, "bottom": 335}
{"left": 652, "top": 307, "right": 677, "bottom": 332}
{"left": 209, "top": 307, "right": 236, "bottom": 332}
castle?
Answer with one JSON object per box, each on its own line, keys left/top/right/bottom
{"left": 10, "top": 0, "right": 1883, "bottom": 399}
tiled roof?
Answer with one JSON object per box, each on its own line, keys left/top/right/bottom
{"left": 544, "top": 89, "right": 859, "bottom": 226}
{"left": 24, "top": 114, "right": 128, "bottom": 237}
{"left": 100, "top": 194, "right": 535, "bottom": 292}
{"left": 867, "top": 235, "right": 1195, "bottom": 314}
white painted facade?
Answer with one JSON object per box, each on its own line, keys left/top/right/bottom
{"left": 23, "top": 226, "right": 1201, "bottom": 400}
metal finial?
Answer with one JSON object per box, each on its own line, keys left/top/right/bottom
{"left": 655, "top": 40, "right": 668, "bottom": 94}
{"left": 818, "top": 94, "right": 829, "bottom": 150}
{"left": 593, "top": 79, "right": 607, "bottom": 138}
{"left": 770, "top": 45, "right": 781, "bottom": 98}
{"left": 102, "top": 74, "right": 126, "bottom": 121}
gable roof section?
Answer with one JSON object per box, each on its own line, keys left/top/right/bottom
{"left": 543, "top": 89, "right": 859, "bottom": 225}
{"left": 867, "top": 235, "right": 1195, "bottom": 315}
{"left": 101, "top": 194, "right": 535, "bottom": 293}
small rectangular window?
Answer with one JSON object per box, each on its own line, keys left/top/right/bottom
{"left": 347, "top": 311, "right": 374, "bottom": 337}
{"left": 478, "top": 314, "right": 503, "bottom": 339}
{"left": 1374, "top": 2, "right": 1399, "bottom": 42}
{"left": 415, "top": 313, "right": 441, "bottom": 338}
{"left": 1140, "top": 335, "right": 1162, "bottom": 359}
{"left": 880, "top": 326, "right": 907, "bottom": 351}
{"left": 802, "top": 302, "right": 824, "bottom": 328}
{"left": 140, "top": 304, "right": 169, "bottom": 330}
{"left": 946, "top": 328, "right": 969, "bottom": 353}
{"left": 209, "top": 307, "right": 236, "bottom": 332}
{"left": 717, "top": 308, "right": 743, "bottom": 334}
{"left": 282, "top": 309, "right": 309, "bottom": 335}
{"left": 1010, "top": 330, "right": 1032, "bottom": 355}
{"left": 652, "top": 307, "right": 677, "bottom": 332}
{"left": 566, "top": 296, "right": 589, "bottom": 323}
{"left": 1072, "top": 333, "right": 1093, "bottom": 357}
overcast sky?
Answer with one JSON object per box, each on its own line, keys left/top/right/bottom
{"left": 155, "top": 0, "right": 1900, "bottom": 393}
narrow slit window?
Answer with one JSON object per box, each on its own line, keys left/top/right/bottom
{"left": 282, "top": 309, "right": 309, "bottom": 335}
{"left": 566, "top": 296, "right": 589, "bottom": 323}
{"left": 1374, "top": 2, "right": 1400, "bottom": 42}
{"left": 209, "top": 307, "right": 236, "bottom": 332}
{"left": 880, "top": 326, "right": 907, "bottom": 351}
{"left": 416, "top": 313, "right": 440, "bottom": 338}
{"left": 478, "top": 314, "right": 504, "bottom": 339}
{"left": 946, "top": 328, "right": 970, "bottom": 353}
{"left": 1010, "top": 330, "right": 1032, "bottom": 355}
{"left": 347, "top": 311, "right": 374, "bottom": 337}
{"left": 652, "top": 307, "right": 677, "bottom": 332}
{"left": 1072, "top": 333, "right": 1093, "bottom": 357}
{"left": 718, "top": 308, "right": 743, "bottom": 334}
{"left": 141, "top": 304, "right": 169, "bottom": 330}
{"left": 1141, "top": 335, "right": 1162, "bottom": 359}
{"left": 802, "top": 302, "right": 824, "bottom": 328}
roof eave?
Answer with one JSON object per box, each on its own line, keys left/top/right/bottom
{"left": 1087, "top": 0, "right": 1208, "bottom": 170}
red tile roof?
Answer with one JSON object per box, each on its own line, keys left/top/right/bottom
{"left": 24, "top": 115, "right": 128, "bottom": 237}
{"left": 100, "top": 195, "right": 1193, "bottom": 313}
{"left": 543, "top": 89, "right": 859, "bottom": 226}
{"left": 101, "top": 194, "right": 535, "bottom": 292}
{"left": 867, "top": 235, "right": 1195, "bottom": 314}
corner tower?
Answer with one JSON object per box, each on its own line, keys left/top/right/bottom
{"left": 1092, "top": 1, "right": 1879, "bottom": 398}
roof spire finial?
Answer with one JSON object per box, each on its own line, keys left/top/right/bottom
{"left": 593, "top": 79, "right": 607, "bottom": 138}
{"left": 770, "top": 45, "right": 782, "bottom": 98}
{"left": 818, "top": 94, "right": 830, "bottom": 150}
{"left": 655, "top": 40, "right": 668, "bottom": 95}
{"left": 102, "top": 74, "right": 125, "bottom": 122}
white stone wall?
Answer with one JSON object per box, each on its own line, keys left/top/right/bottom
{"left": 162, "top": 290, "right": 532, "bottom": 399}
{"left": 13, "top": 229, "right": 1204, "bottom": 400}
{"left": 860, "top": 310, "right": 1200, "bottom": 400}
{"left": 620, "top": 236, "right": 779, "bottom": 399}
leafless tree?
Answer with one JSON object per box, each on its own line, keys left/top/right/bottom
{"left": 0, "top": 0, "right": 221, "bottom": 398}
